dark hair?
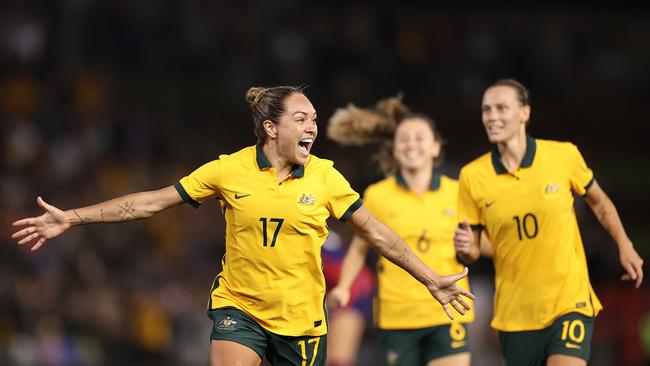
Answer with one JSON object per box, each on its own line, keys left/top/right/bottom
{"left": 488, "top": 78, "right": 530, "bottom": 107}
{"left": 328, "top": 95, "right": 444, "bottom": 176}
{"left": 487, "top": 78, "right": 531, "bottom": 125}
{"left": 245, "top": 85, "right": 305, "bottom": 144}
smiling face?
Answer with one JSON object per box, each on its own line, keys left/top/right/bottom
{"left": 393, "top": 117, "right": 440, "bottom": 172}
{"left": 481, "top": 85, "right": 531, "bottom": 144}
{"left": 270, "top": 92, "right": 318, "bottom": 165}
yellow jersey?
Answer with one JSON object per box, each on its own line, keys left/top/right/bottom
{"left": 176, "top": 145, "right": 361, "bottom": 336}
{"left": 365, "top": 171, "right": 474, "bottom": 329}
{"left": 458, "top": 136, "right": 602, "bottom": 331}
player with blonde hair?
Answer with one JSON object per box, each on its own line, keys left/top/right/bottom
{"left": 328, "top": 96, "right": 474, "bottom": 366}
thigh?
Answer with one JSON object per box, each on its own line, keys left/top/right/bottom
{"left": 266, "top": 332, "right": 327, "bottom": 366}
{"left": 327, "top": 309, "right": 365, "bottom": 365}
{"left": 426, "top": 353, "right": 470, "bottom": 366}
{"left": 544, "top": 313, "right": 594, "bottom": 363}
{"left": 422, "top": 322, "right": 470, "bottom": 363}
{"left": 546, "top": 354, "right": 587, "bottom": 366}
{"left": 211, "top": 340, "right": 262, "bottom": 366}
{"left": 208, "top": 307, "right": 268, "bottom": 358}
{"left": 379, "top": 328, "right": 423, "bottom": 366}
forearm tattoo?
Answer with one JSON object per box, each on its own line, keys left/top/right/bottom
{"left": 359, "top": 214, "right": 371, "bottom": 229}
{"left": 382, "top": 234, "right": 405, "bottom": 260}
{"left": 117, "top": 201, "right": 136, "bottom": 221}
{"left": 72, "top": 209, "right": 92, "bottom": 225}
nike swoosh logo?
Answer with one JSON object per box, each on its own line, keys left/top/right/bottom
{"left": 451, "top": 340, "right": 466, "bottom": 349}
{"left": 565, "top": 342, "right": 581, "bottom": 349}
{"left": 234, "top": 193, "right": 252, "bottom": 199}
{"left": 485, "top": 200, "right": 496, "bottom": 208}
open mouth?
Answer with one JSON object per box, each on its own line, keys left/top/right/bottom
{"left": 487, "top": 124, "right": 503, "bottom": 133}
{"left": 298, "top": 138, "right": 313, "bottom": 155}
{"left": 404, "top": 151, "right": 420, "bottom": 160}
{"left": 486, "top": 124, "right": 506, "bottom": 136}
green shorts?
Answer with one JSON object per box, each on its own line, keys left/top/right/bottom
{"left": 208, "top": 307, "right": 327, "bottom": 366}
{"left": 379, "top": 322, "right": 470, "bottom": 366}
{"left": 498, "top": 312, "right": 595, "bottom": 366}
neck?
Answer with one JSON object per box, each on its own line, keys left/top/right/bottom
{"left": 262, "top": 143, "right": 294, "bottom": 181}
{"left": 400, "top": 163, "right": 434, "bottom": 194}
{"left": 496, "top": 129, "right": 527, "bottom": 173}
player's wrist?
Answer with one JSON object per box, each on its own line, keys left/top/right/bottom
{"left": 65, "top": 209, "right": 86, "bottom": 227}
{"left": 457, "top": 250, "right": 478, "bottom": 265}
{"left": 335, "top": 282, "right": 352, "bottom": 292}
{"left": 422, "top": 270, "right": 442, "bottom": 291}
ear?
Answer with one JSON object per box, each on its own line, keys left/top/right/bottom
{"left": 432, "top": 139, "right": 442, "bottom": 158}
{"left": 520, "top": 105, "right": 531, "bottom": 125}
{"left": 263, "top": 120, "right": 278, "bottom": 140}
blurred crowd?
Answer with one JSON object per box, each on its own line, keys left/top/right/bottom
{"left": 1, "top": 1, "right": 649, "bottom": 365}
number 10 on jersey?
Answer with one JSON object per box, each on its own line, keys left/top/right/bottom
{"left": 512, "top": 212, "right": 538, "bottom": 240}
{"left": 260, "top": 217, "right": 284, "bottom": 247}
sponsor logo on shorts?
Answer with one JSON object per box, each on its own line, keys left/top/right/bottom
{"left": 451, "top": 340, "right": 467, "bottom": 349}
{"left": 565, "top": 342, "right": 582, "bottom": 350}
{"left": 217, "top": 316, "right": 239, "bottom": 331}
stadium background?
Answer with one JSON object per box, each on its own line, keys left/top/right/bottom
{"left": 1, "top": 2, "right": 648, "bottom": 365}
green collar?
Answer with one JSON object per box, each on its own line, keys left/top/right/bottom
{"left": 395, "top": 169, "right": 441, "bottom": 191}
{"left": 256, "top": 144, "right": 305, "bottom": 177}
{"left": 491, "top": 135, "right": 536, "bottom": 175}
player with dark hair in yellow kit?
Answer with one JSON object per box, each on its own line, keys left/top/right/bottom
{"left": 454, "top": 79, "right": 644, "bottom": 366}
{"left": 327, "top": 96, "right": 474, "bottom": 366}
{"left": 12, "top": 86, "right": 474, "bottom": 366}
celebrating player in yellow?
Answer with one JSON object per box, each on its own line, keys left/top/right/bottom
{"left": 12, "top": 85, "right": 474, "bottom": 366}
{"left": 327, "top": 96, "right": 474, "bottom": 366}
{"left": 454, "top": 79, "right": 644, "bottom": 366}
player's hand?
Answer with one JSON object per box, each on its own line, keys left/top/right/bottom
{"left": 619, "top": 241, "right": 644, "bottom": 288}
{"left": 454, "top": 221, "right": 474, "bottom": 256}
{"left": 11, "top": 197, "right": 70, "bottom": 251}
{"left": 427, "top": 267, "right": 474, "bottom": 320}
{"left": 327, "top": 286, "right": 351, "bottom": 309}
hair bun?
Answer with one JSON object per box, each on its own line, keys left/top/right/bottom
{"left": 245, "top": 87, "right": 269, "bottom": 108}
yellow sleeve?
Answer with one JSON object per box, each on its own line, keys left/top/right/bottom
{"left": 567, "top": 144, "right": 594, "bottom": 196}
{"left": 361, "top": 186, "right": 380, "bottom": 216}
{"left": 325, "top": 166, "right": 362, "bottom": 221}
{"left": 458, "top": 168, "right": 482, "bottom": 228}
{"left": 175, "top": 159, "right": 223, "bottom": 207}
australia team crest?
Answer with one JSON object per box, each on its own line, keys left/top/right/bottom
{"left": 297, "top": 193, "right": 317, "bottom": 206}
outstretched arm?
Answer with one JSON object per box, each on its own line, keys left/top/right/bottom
{"left": 584, "top": 180, "right": 644, "bottom": 288}
{"left": 328, "top": 235, "right": 370, "bottom": 308}
{"left": 12, "top": 186, "right": 184, "bottom": 251}
{"left": 346, "top": 205, "right": 474, "bottom": 319}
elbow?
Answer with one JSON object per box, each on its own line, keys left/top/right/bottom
{"left": 140, "top": 201, "right": 165, "bottom": 218}
{"left": 141, "top": 189, "right": 179, "bottom": 217}
{"left": 144, "top": 204, "right": 165, "bottom": 218}
{"left": 360, "top": 230, "right": 386, "bottom": 251}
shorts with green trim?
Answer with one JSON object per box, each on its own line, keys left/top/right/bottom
{"left": 208, "top": 307, "right": 327, "bottom": 366}
{"left": 379, "top": 322, "right": 470, "bottom": 366}
{"left": 498, "top": 312, "right": 595, "bottom": 366}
